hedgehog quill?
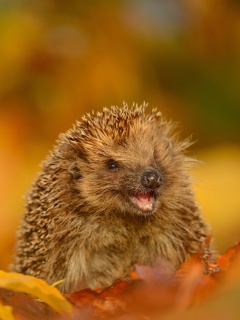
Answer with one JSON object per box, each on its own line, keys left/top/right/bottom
{"left": 12, "top": 103, "right": 211, "bottom": 293}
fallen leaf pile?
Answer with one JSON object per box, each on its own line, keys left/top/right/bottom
{"left": 0, "top": 243, "right": 240, "bottom": 320}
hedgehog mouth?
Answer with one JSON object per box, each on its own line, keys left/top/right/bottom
{"left": 128, "top": 191, "right": 156, "bottom": 213}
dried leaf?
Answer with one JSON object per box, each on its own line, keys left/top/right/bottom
{"left": 0, "top": 271, "right": 72, "bottom": 315}
{"left": 68, "top": 280, "right": 132, "bottom": 319}
{"left": 68, "top": 288, "right": 97, "bottom": 307}
{"left": 2, "top": 244, "right": 240, "bottom": 319}
{"left": 0, "top": 288, "right": 56, "bottom": 320}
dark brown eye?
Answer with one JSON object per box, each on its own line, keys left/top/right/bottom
{"left": 107, "top": 159, "right": 119, "bottom": 171}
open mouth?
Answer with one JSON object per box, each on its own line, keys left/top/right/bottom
{"left": 128, "top": 191, "right": 156, "bottom": 213}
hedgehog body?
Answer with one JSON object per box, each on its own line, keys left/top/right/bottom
{"left": 12, "top": 103, "right": 210, "bottom": 293}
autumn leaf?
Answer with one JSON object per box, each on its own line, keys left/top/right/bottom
{"left": 1, "top": 243, "right": 240, "bottom": 319}
{"left": 0, "top": 288, "right": 56, "bottom": 320}
{"left": 0, "top": 271, "right": 72, "bottom": 315}
{"left": 68, "top": 280, "right": 133, "bottom": 319}
{"left": 66, "top": 246, "right": 240, "bottom": 319}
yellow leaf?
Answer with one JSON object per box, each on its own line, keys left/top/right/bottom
{"left": 0, "top": 271, "right": 72, "bottom": 315}
{"left": 0, "top": 304, "right": 15, "bottom": 320}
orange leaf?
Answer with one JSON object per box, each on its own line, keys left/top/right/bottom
{"left": 0, "top": 271, "right": 72, "bottom": 315}
{"left": 0, "top": 288, "right": 55, "bottom": 320}
{"left": 68, "top": 288, "right": 97, "bottom": 307}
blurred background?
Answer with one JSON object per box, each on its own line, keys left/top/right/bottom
{"left": 0, "top": 0, "right": 240, "bottom": 271}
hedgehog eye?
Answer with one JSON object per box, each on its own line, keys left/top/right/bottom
{"left": 107, "top": 159, "right": 119, "bottom": 171}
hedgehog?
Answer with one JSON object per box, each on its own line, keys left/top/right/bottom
{"left": 12, "top": 102, "right": 211, "bottom": 293}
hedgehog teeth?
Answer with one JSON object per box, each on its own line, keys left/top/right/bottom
{"left": 128, "top": 191, "right": 155, "bottom": 213}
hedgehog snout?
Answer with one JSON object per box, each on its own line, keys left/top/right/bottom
{"left": 141, "top": 169, "right": 162, "bottom": 190}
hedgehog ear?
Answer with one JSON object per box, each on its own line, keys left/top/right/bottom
{"left": 68, "top": 162, "right": 82, "bottom": 180}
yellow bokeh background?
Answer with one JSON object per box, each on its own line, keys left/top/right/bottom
{"left": 0, "top": 1, "right": 240, "bottom": 271}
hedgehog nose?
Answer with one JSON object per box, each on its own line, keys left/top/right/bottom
{"left": 141, "top": 169, "right": 162, "bottom": 189}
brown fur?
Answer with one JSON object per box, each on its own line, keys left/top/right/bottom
{"left": 12, "top": 103, "right": 211, "bottom": 293}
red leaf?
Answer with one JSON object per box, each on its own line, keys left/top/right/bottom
{"left": 68, "top": 288, "right": 97, "bottom": 307}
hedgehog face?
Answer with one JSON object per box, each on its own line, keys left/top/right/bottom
{"left": 75, "top": 144, "right": 166, "bottom": 216}
{"left": 102, "top": 147, "right": 164, "bottom": 215}
{"left": 70, "top": 133, "right": 176, "bottom": 217}
{"left": 64, "top": 105, "right": 191, "bottom": 217}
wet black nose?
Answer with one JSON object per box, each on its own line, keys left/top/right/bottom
{"left": 141, "top": 169, "right": 162, "bottom": 189}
